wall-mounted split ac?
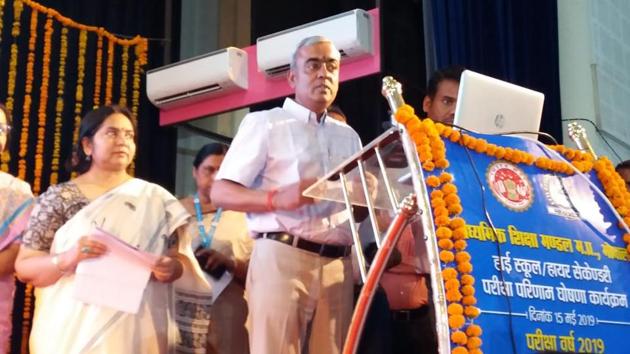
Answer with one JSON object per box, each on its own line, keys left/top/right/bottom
{"left": 256, "top": 9, "right": 373, "bottom": 78}
{"left": 146, "top": 47, "right": 248, "bottom": 109}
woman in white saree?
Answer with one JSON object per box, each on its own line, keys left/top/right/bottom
{"left": 15, "top": 105, "right": 211, "bottom": 354}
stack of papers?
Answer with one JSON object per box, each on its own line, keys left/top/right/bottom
{"left": 74, "top": 228, "right": 159, "bottom": 313}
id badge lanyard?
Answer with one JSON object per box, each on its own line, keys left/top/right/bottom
{"left": 193, "top": 193, "right": 222, "bottom": 249}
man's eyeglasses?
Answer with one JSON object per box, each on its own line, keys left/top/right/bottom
{"left": 303, "top": 59, "right": 340, "bottom": 74}
{"left": 0, "top": 124, "right": 11, "bottom": 135}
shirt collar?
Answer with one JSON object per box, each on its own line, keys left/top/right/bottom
{"left": 283, "top": 98, "right": 327, "bottom": 124}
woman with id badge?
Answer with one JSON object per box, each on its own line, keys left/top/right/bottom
{"left": 180, "top": 143, "right": 253, "bottom": 354}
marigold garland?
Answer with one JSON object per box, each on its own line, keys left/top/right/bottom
{"left": 0, "top": 0, "right": 5, "bottom": 43}
{"left": 119, "top": 45, "right": 129, "bottom": 107}
{"left": 17, "top": 6, "right": 39, "bottom": 180}
{"left": 105, "top": 37, "right": 115, "bottom": 104}
{"left": 4, "top": 2, "right": 150, "bottom": 352}
{"left": 2, "top": 0, "right": 24, "bottom": 172}
{"left": 129, "top": 39, "right": 148, "bottom": 176}
{"left": 397, "top": 105, "right": 481, "bottom": 353}
{"left": 20, "top": 283, "right": 33, "bottom": 354}
{"left": 93, "top": 30, "right": 104, "bottom": 108}
{"left": 50, "top": 26, "right": 68, "bottom": 185}
{"left": 397, "top": 104, "right": 630, "bottom": 353}
{"left": 6, "top": 0, "right": 24, "bottom": 113}
{"left": 0, "top": 0, "right": 3, "bottom": 171}
{"left": 32, "top": 14, "right": 54, "bottom": 194}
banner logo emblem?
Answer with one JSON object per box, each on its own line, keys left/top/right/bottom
{"left": 487, "top": 160, "right": 534, "bottom": 212}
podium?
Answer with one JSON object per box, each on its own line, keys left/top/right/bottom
{"left": 305, "top": 77, "right": 630, "bottom": 354}
{"left": 303, "top": 126, "right": 450, "bottom": 353}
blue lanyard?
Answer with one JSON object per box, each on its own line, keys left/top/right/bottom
{"left": 0, "top": 198, "right": 33, "bottom": 239}
{"left": 193, "top": 193, "right": 222, "bottom": 249}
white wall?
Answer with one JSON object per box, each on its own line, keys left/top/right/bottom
{"left": 174, "top": 0, "right": 251, "bottom": 198}
{"left": 558, "top": 0, "right": 630, "bottom": 165}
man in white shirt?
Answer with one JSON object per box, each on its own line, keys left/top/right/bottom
{"left": 211, "top": 36, "right": 362, "bottom": 354}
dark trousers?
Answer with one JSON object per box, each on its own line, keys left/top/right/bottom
{"left": 355, "top": 286, "right": 438, "bottom": 354}
{"left": 356, "top": 286, "right": 393, "bottom": 354}
{"left": 391, "top": 303, "right": 438, "bottom": 354}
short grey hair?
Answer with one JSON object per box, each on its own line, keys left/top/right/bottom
{"left": 289, "top": 36, "right": 336, "bottom": 71}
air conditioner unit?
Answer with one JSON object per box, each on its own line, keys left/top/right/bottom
{"left": 146, "top": 47, "right": 248, "bottom": 109}
{"left": 256, "top": 9, "right": 372, "bottom": 78}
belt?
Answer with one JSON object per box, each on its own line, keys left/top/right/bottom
{"left": 391, "top": 305, "right": 429, "bottom": 321}
{"left": 259, "top": 232, "right": 351, "bottom": 258}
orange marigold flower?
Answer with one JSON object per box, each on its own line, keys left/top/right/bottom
{"left": 504, "top": 148, "right": 514, "bottom": 160}
{"left": 439, "top": 172, "right": 453, "bottom": 183}
{"left": 450, "top": 217, "right": 466, "bottom": 229}
{"left": 442, "top": 183, "right": 458, "bottom": 195}
{"left": 435, "top": 158, "right": 450, "bottom": 169}
{"left": 431, "top": 190, "right": 444, "bottom": 199}
{"left": 448, "top": 314, "right": 466, "bottom": 329}
{"left": 410, "top": 130, "right": 427, "bottom": 143}
{"left": 440, "top": 250, "right": 455, "bottom": 263}
{"left": 449, "top": 130, "right": 462, "bottom": 142}
{"left": 442, "top": 126, "right": 454, "bottom": 138}
{"left": 468, "top": 349, "right": 482, "bottom": 354}
{"left": 524, "top": 153, "right": 536, "bottom": 165}
{"left": 434, "top": 206, "right": 449, "bottom": 218}
{"left": 435, "top": 122, "right": 446, "bottom": 134}
{"left": 426, "top": 175, "right": 441, "bottom": 188}
{"left": 451, "top": 346, "right": 469, "bottom": 354}
{"left": 446, "top": 289, "right": 463, "bottom": 302}
{"left": 454, "top": 239, "right": 468, "bottom": 251}
{"left": 435, "top": 215, "right": 451, "bottom": 227}
{"left": 458, "top": 261, "right": 473, "bottom": 273}
{"left": 486, "top": 144, "right": 497, "bottom": 155}
{"left": 445, "top": 193, "right": 461, "bottom": 205}
{"left": 474, "top": 139, "right": 488, "bottom": 153}
{"left": 448, "top": 303, "right": 464, "bottom": 315}
{"left": 612, "top": 196, "right": 625, "bottom": 208}
{"left": 445, "top": 278, "right": 461, "bottom": 290}
{"left": 452, "top": 226, "right": 467, "bottom": 240}
{"left": 455, "top": 251, "right": 472, "bottom": 263}
{"left": 465, "top": 137, "right": 477, "bottom": 150}
{"left": 439, "top": 239, "right": 454, "bottom": 250}
{"left": 462, "top": 285, "right": 476, "bottom": 296}
{"left": 436, "top": 226, "right": 453, "bottom": 239}
{"left": 451, "top": 331, "right": 468, "bottom": 345}
{"left": 418, "top": 143, "right": 432, "bottom": 154}
{"left": 466, "top": 324, "right": 483, "bottom": 337}
{"left": 407, "top": 119, "right": 421, "bottom": 133}
{"left": 462, "top": 296, "right": 477, "bottom": 306}
{"left": 423, "top": 161, "right": 435, "bottom": 171}
{"left": 431, "top": 198, "right": 446, "bottom": 208}
{"left": 464, "top": 305, "right": 480, "bottom": 318}
{"left": 466, "top": 336, "right": 482, "bottom": 349}
{"left": 418, "top": 136, "right": 431, "bottom": 145}
{"left": 448, "top": 203, "right": 464, "bottom": 215}
{"left": 494, "top": 147, "right": 506, "bottom": 159}
{"left": 418, "top": 150, "right": 433, "bottom": 163}
{"left": 442, "top": 267, "right": 458, "bottom": 280}
{"left": 399, "top": 104, "right": 415, "bottom": 114}
{"left": 623, "top": 233, "right": 630, "bottom": 244}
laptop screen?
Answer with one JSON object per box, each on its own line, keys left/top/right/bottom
{"left": 453, "top": 70, "right": 545, "bottom": 139}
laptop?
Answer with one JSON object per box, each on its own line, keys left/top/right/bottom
{"left": 453, "top": 70, "right": 545, "bottom": 138}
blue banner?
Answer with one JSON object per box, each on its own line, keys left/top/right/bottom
{"left": 439, "top": 133, "right": 630, "bottom": 354}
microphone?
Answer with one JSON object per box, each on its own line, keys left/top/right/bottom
{"left": 567, "top": 122, "right": 598, "bottom": 159}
